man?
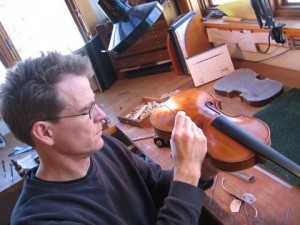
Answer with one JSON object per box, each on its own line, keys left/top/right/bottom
{"left": 0, "top": 52, "right": 217, "bottom": 224}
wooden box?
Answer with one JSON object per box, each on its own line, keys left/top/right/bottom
{"left": 117, "top": 97, "right": 163, "bottom": 127}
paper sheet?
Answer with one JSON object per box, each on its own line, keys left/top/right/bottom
{"left": 185, "top": 44, "right": 235, "bottom": 87}
{"left": 217, "top": 0, "right": 256, "bottom": 20}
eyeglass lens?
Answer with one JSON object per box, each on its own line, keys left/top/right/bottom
{"left": 89, "top": 102, "right": 96, "bottom": 119}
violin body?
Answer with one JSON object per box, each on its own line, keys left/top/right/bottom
{"left": 150, "top": 88, "right": 271, "bottom": 172}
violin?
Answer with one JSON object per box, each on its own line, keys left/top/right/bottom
{"left": 150, "top": 88, "right": 300, "bottom": 177}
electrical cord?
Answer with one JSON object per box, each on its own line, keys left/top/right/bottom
{"left": 255, "top": 31, "right": 272, "bottom": 54}
{"left": 232, "top": 46, "right": 292, "bottom": 63}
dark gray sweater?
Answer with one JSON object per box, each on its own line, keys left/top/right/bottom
{"left": 11, "top": 134, "right": 204, "bottom": 225}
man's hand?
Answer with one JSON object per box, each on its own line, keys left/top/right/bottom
{"left": 171, "top": 111, "right": 207, "bottom": 186}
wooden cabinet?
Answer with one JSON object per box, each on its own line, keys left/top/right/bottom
{"left": 95, "top": 14, "right": 170, "bottom": 78}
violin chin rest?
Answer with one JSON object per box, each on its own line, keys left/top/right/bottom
{"left": 198, "top": 178, "right": 214, "bottom": 190}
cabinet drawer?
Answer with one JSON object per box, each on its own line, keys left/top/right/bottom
{"left": 114, "top": 49, "right": 169, "bottom": 70}
{"left": 113, "top": 18, "right": 168, "bottom": 58}
{"left": 117, "top": 36, "right": 167, "bottom": 57}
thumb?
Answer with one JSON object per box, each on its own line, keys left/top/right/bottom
{"left": 170, "top": 139, "right": 176, "bottom": 159}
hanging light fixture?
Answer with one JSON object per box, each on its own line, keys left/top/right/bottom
{"left": 98, "top": 0, "right": 163, "bottom": 55}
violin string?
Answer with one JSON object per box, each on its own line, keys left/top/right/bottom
{"left": 209, "top": 174, "right": 219, "bottom": 206}
{"left": 245, "top": 204, "right": 249, "bottom": 225}
{"left": 221, "top": 178, "right": 258, "bottom": 218}
{"left": 285, "top": 204, "right": 291, "bottom": 225}
{"left": 157, "top": 103, "right": 204, "bottom": 129}
{"left": 234, "top": 206, "right": 241, "bottom": 225}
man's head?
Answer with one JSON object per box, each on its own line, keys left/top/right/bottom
{"left": 0, "top": 52, "right": 98, "bottom": 147}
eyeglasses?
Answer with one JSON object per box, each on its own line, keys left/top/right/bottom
{"left": 43, "top": 101, "right": 96, "bottom": 121}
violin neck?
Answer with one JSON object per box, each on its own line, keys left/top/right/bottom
{"left": 212, "top": 115, "right": 300, "bottom": 178}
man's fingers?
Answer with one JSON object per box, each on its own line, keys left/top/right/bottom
{"left": 172, "top": 111, "right": 186, "bottom": 132}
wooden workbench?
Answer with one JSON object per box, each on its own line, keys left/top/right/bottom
{"left": 116, "top": 117, "right": 300, "bottom": 225}
{"left": 1, "top": 61, "right": 299, "bottom": 224}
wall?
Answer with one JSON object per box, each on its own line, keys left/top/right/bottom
{"left": 227, "top": 42, "right": 300, "bottom": 72}
{"left": 206, "top": 26, "right": 300, "bottom": 72}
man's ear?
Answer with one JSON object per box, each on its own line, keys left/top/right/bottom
{"left": 31, "top": 121, "right": 54, "bottom": 145}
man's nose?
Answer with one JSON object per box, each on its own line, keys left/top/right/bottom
{"left": 93, "top": 104, "right": 107, "bottom": 122}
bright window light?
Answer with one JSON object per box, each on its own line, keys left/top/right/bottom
{"left": 0, "top": 0, "right": 85, "bottom": 60}
{"left": 212, "top": 0, "right": 237, "bottom": 5}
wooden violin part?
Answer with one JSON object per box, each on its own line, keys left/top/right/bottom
{"left": 150, "top": 88, "right": 300, "bottom": 177}
{"left": 213, "top": 68, "right": 283, "bottom": 106}
{"left": 150, "top": 88, "right": 270, "bottom": 171}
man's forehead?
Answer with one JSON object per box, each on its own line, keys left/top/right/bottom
{"left": 55, "top": 76, "right": 93, "bottom": 108}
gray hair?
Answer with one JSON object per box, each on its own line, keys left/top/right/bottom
{"left": 0, "top": 51, "right": 94, "bottom": 146}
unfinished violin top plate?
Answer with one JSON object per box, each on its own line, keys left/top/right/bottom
{"left": 213, "top": 68, "right": 283, "bottom": 107}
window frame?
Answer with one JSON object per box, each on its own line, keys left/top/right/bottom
{"left": 0, "top": 22, "right": 21, "bottom": 68}
{"left": 64, "top": 0, "right": 92, "bottom": 42}
{"left": 198, "top": 0, "right": 215, "bottom": 15}
{"left": 272, "top": 0, "right": 300, "bottom": 17}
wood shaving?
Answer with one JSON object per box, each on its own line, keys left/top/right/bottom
{"left": 124, "top": 90, "right": 181, "bottom": 121}
{"left": 160, "top": 89, "right": 181, "bottom": 101}
{"left": 125, "top": 100, "right": 160, "bottom": 120}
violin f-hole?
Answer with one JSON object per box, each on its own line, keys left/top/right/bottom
{"left": 198, "top": 123, "right": 204, "bottom": 129}
{"left": 205, "top": 102, "right": 221, "bottom": 116}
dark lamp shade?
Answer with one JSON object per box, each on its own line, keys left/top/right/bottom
{"left": 98, "top": 0, "right": 163, "bottom": 55}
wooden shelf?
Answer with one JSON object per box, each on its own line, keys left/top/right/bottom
{"left": 204, "top": 18, "right": 300, "bottom": 38}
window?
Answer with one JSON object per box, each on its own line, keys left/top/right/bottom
{"left": 0, "top": 0, "right": 86, "bottom": 84}
{"left": 0, "top": 0, "right": 85, "bottom": 59}
{"left": 286, "top": 0, "right": 300, "bottom": 3}
{"left": 0, "top": 62, "right": 6, "bottom": 84}
{"left": 272, "top": 0, "right": 300, "bottom": 17}
{"left": 211, "top": 0, "right": 233, "bottom": 4}
{"left": 197, "top": 0, "right": 300, "bottom": 17}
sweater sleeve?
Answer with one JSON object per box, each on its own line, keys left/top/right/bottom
{"left": 104, "top": 134, "right": 204, "bottom": 224}
{"left": 157, "top": 181, "right": 204, "bottom": 225}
